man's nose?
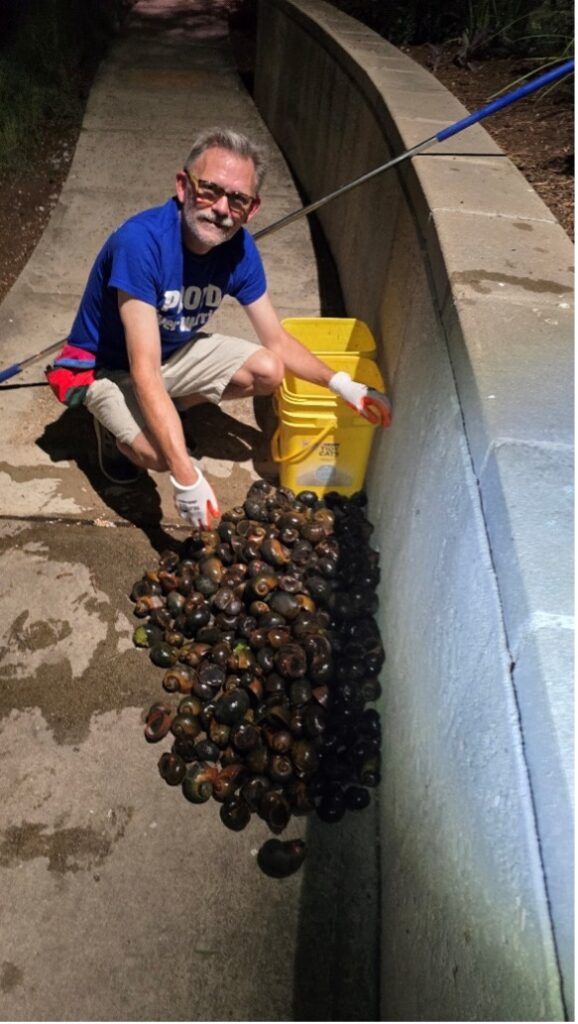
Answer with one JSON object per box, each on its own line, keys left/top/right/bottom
{"left": 212, "top": 193, "right": 231, "bottom": 215}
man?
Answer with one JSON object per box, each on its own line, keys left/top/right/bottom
{"left": 48, "top": 127, "right": 390, "bottom": 529}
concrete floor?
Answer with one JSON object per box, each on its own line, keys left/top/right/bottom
{"left": 0, "top": 1, "right": 378, "bottom": 1019}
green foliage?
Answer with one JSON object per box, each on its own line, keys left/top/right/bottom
{"left": 0, "top": 0, "right": 132, "bottom": 170}
{"left": 327, "top": 0, "right": 574, "bottom": 55}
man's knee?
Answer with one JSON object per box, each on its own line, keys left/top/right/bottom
{"left": 247, "top": 348, "right": 285, "bottom": 394}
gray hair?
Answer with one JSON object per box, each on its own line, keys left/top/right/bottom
{"left": 184, "top": 127, "right": 268, "bottom": 192}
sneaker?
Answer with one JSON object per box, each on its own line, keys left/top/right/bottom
{"left": 93, "top": 417, "right": 142, "bottom": 484}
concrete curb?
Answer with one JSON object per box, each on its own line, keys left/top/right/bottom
{"left": 255, "top": 1, "right": 574, "bottom": 1018}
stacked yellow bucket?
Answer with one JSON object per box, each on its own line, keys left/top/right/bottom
{"left": 271, "top": 318, "right": 386, "bottom": 497}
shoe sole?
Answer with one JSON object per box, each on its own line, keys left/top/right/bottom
{"left": 93, "top": 419, "right": 143, "bottom": 485}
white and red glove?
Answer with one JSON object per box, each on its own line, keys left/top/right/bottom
{"left": 329, "top": 371, "right": 391, "bottom": 427}
{"left": 170, "top": 468, "right": 221, "bottom": 530}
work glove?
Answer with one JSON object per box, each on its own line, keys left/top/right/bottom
{"left": 328, "top": 371, "right": 392, "bottom": 427}
{"left": 170, "top": 467, "right": 221, "bottom": 530}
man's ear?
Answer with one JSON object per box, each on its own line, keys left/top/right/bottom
{"left": 175, "top": 171, "right": 188, "bottom": 204}
{"left": 246, "top": 196, "right": 261, "bottom": 222}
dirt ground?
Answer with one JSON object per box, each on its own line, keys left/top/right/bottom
{"left": 0, "top": 19, "right": 573, "bottom": 307}
{"left": 405, "top": 45, "right": 574, "bottom": 239}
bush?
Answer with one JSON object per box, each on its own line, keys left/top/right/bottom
{"left": 326, "top": 0, "right": 574, "bottom": 54}
{"left": 0, "top": 0, "right": 133, "bottom": 170}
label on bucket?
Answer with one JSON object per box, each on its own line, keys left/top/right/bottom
{"left": 296, "top": 464, "right": 353, "bottom": 487}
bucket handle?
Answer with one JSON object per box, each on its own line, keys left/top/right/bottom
{"left": 271, "top": 419, "right": 335, "bottom": 464}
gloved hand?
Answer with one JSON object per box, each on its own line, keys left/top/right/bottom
{"left": 170, "top": 467, "right": 221, "bottom": 530}
{"left": 329, "top": 371, "right": 392, "bottom": 427}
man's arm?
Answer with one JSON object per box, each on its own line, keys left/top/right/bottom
{"left": 244, "top": 291, "right": 391, "bottom": 427}
{"left": 244, "top": 292, "right": 334, "bottom": 386}
{"left": 118, "top": 291, "right": 198, "bottom": 485}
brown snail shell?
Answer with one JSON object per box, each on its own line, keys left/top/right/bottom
{"left": 162, "top": 667, "right": 194, "bottom": 694}
{"left": 260, "top": 537, "right": 291, "bottom": 567}
{"left": 212, "top": 764, "right": 245, "bottom": 802}
{"left": 209, "top": 718, "right": 231, "bottom": 748}
{"left": 134, "top": 594, "right": 166, "bottom": 618}
{"left": 144, "top": 703, "right": 174, "bottom": 743}
{"left": 158, "top": 569, "right": 181, "bottom": 593}
{"left": 277, "top": 574, "right": 303, "bottom": 594}
{"left": 130, "top": 577, "right": 162, "bottom": 602}
{"left": 247, "top": 572, "right": 278, "bottom": 599}
{"left": 269, "top": 754, "right": 294, "bottom": 785}
{"left": 170, "top": 713, "right": 201, "bottom": 742}
{"left": 295, "top": 594, "right": 316, "bottom": 614}
{"left": 178, "top": 695, "right": 203, "bottom": 717}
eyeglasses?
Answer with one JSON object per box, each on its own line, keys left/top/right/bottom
{"left": 184, "top": 169, "right": 257, "bottom": 216}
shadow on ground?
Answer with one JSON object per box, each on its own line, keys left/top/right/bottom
{"left": 292, "top": 803, "right": 381, "bottom": 1022}
{"left": 36, "top": 398, "right": 279, "bottom": 547}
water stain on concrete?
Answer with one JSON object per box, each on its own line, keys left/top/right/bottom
{"left": 0, "top": 961, "right": 23, "bottom": 993}
{"left": 0, "top": 462, "right": 70, "bottom": 484}
{"left": 451, "top": 270, "right": 570, "bottom": 296}
{"left": 3, "top": 611, "right": 72, "bottom": 654}
{"left": 0, "top": 522, "right": 167, "bottom": 744}
{"left": 0, "top": 807, "right": 133, "bottom": 874}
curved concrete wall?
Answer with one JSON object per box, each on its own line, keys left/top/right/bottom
{"left": 255, "top": 2, "right": 574, "bottom": 1020}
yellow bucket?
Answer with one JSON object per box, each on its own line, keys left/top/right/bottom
{"left": 281, "top": 317, "right": 377, "bottom": 358}
{"left": 272, "top": 356, "right": 385, "bottom": 497}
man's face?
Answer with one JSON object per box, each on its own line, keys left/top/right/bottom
{"left": 176, "top": 147, "right": 260, "bottom": 253}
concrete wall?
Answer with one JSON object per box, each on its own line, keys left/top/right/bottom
{"left": 255, "top": 2, "right": 574, "bottom": 1019}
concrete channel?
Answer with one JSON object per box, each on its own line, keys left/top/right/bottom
{"left": 0, "top": 0, "right": 573, "bottom": 1021}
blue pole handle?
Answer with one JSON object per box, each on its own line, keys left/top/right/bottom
{"left": 437, "top": 59, "right": 574, "bottom": 142}
{"left": 0, "top": 363, "right": 23, "bottom": 384}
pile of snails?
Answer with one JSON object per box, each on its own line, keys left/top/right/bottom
{"left": 130, "top": 481, "right": 384, "bottom": 878}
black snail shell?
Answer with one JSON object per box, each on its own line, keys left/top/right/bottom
{"left": 134, "top": 483, "right": 384, "bottom": 878}
{"left": 214, "top": 687, "right": 250, "bottom": 725}
{"left": 158, "top": 751, "right": 186, "bottom": 786}
{"left": 220, "top": 793, "right": 251, "bottom": 832}
{"left": 257, "top": 838, "right": 307, "bottom": 878}
{"left": 182, "top": 763, "right": 215, "bottom": 804}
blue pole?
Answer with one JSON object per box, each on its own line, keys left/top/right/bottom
{"left": 436, "top": 59, "right": 575, "bottom": 141}
{"left": 254, "top": 59, "right": 574, "bottom": 240}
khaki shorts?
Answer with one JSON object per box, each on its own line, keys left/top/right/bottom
{"left": 84, "top": 331, "right": 261, "bottom": 445}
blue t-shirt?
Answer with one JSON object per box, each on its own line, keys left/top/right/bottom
{"left": 68, "top": 197, "right": 267, "bottom": 370}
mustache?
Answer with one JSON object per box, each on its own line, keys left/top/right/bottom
{"left": 200, "top": 211, "right": 235, "bottom": 230}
